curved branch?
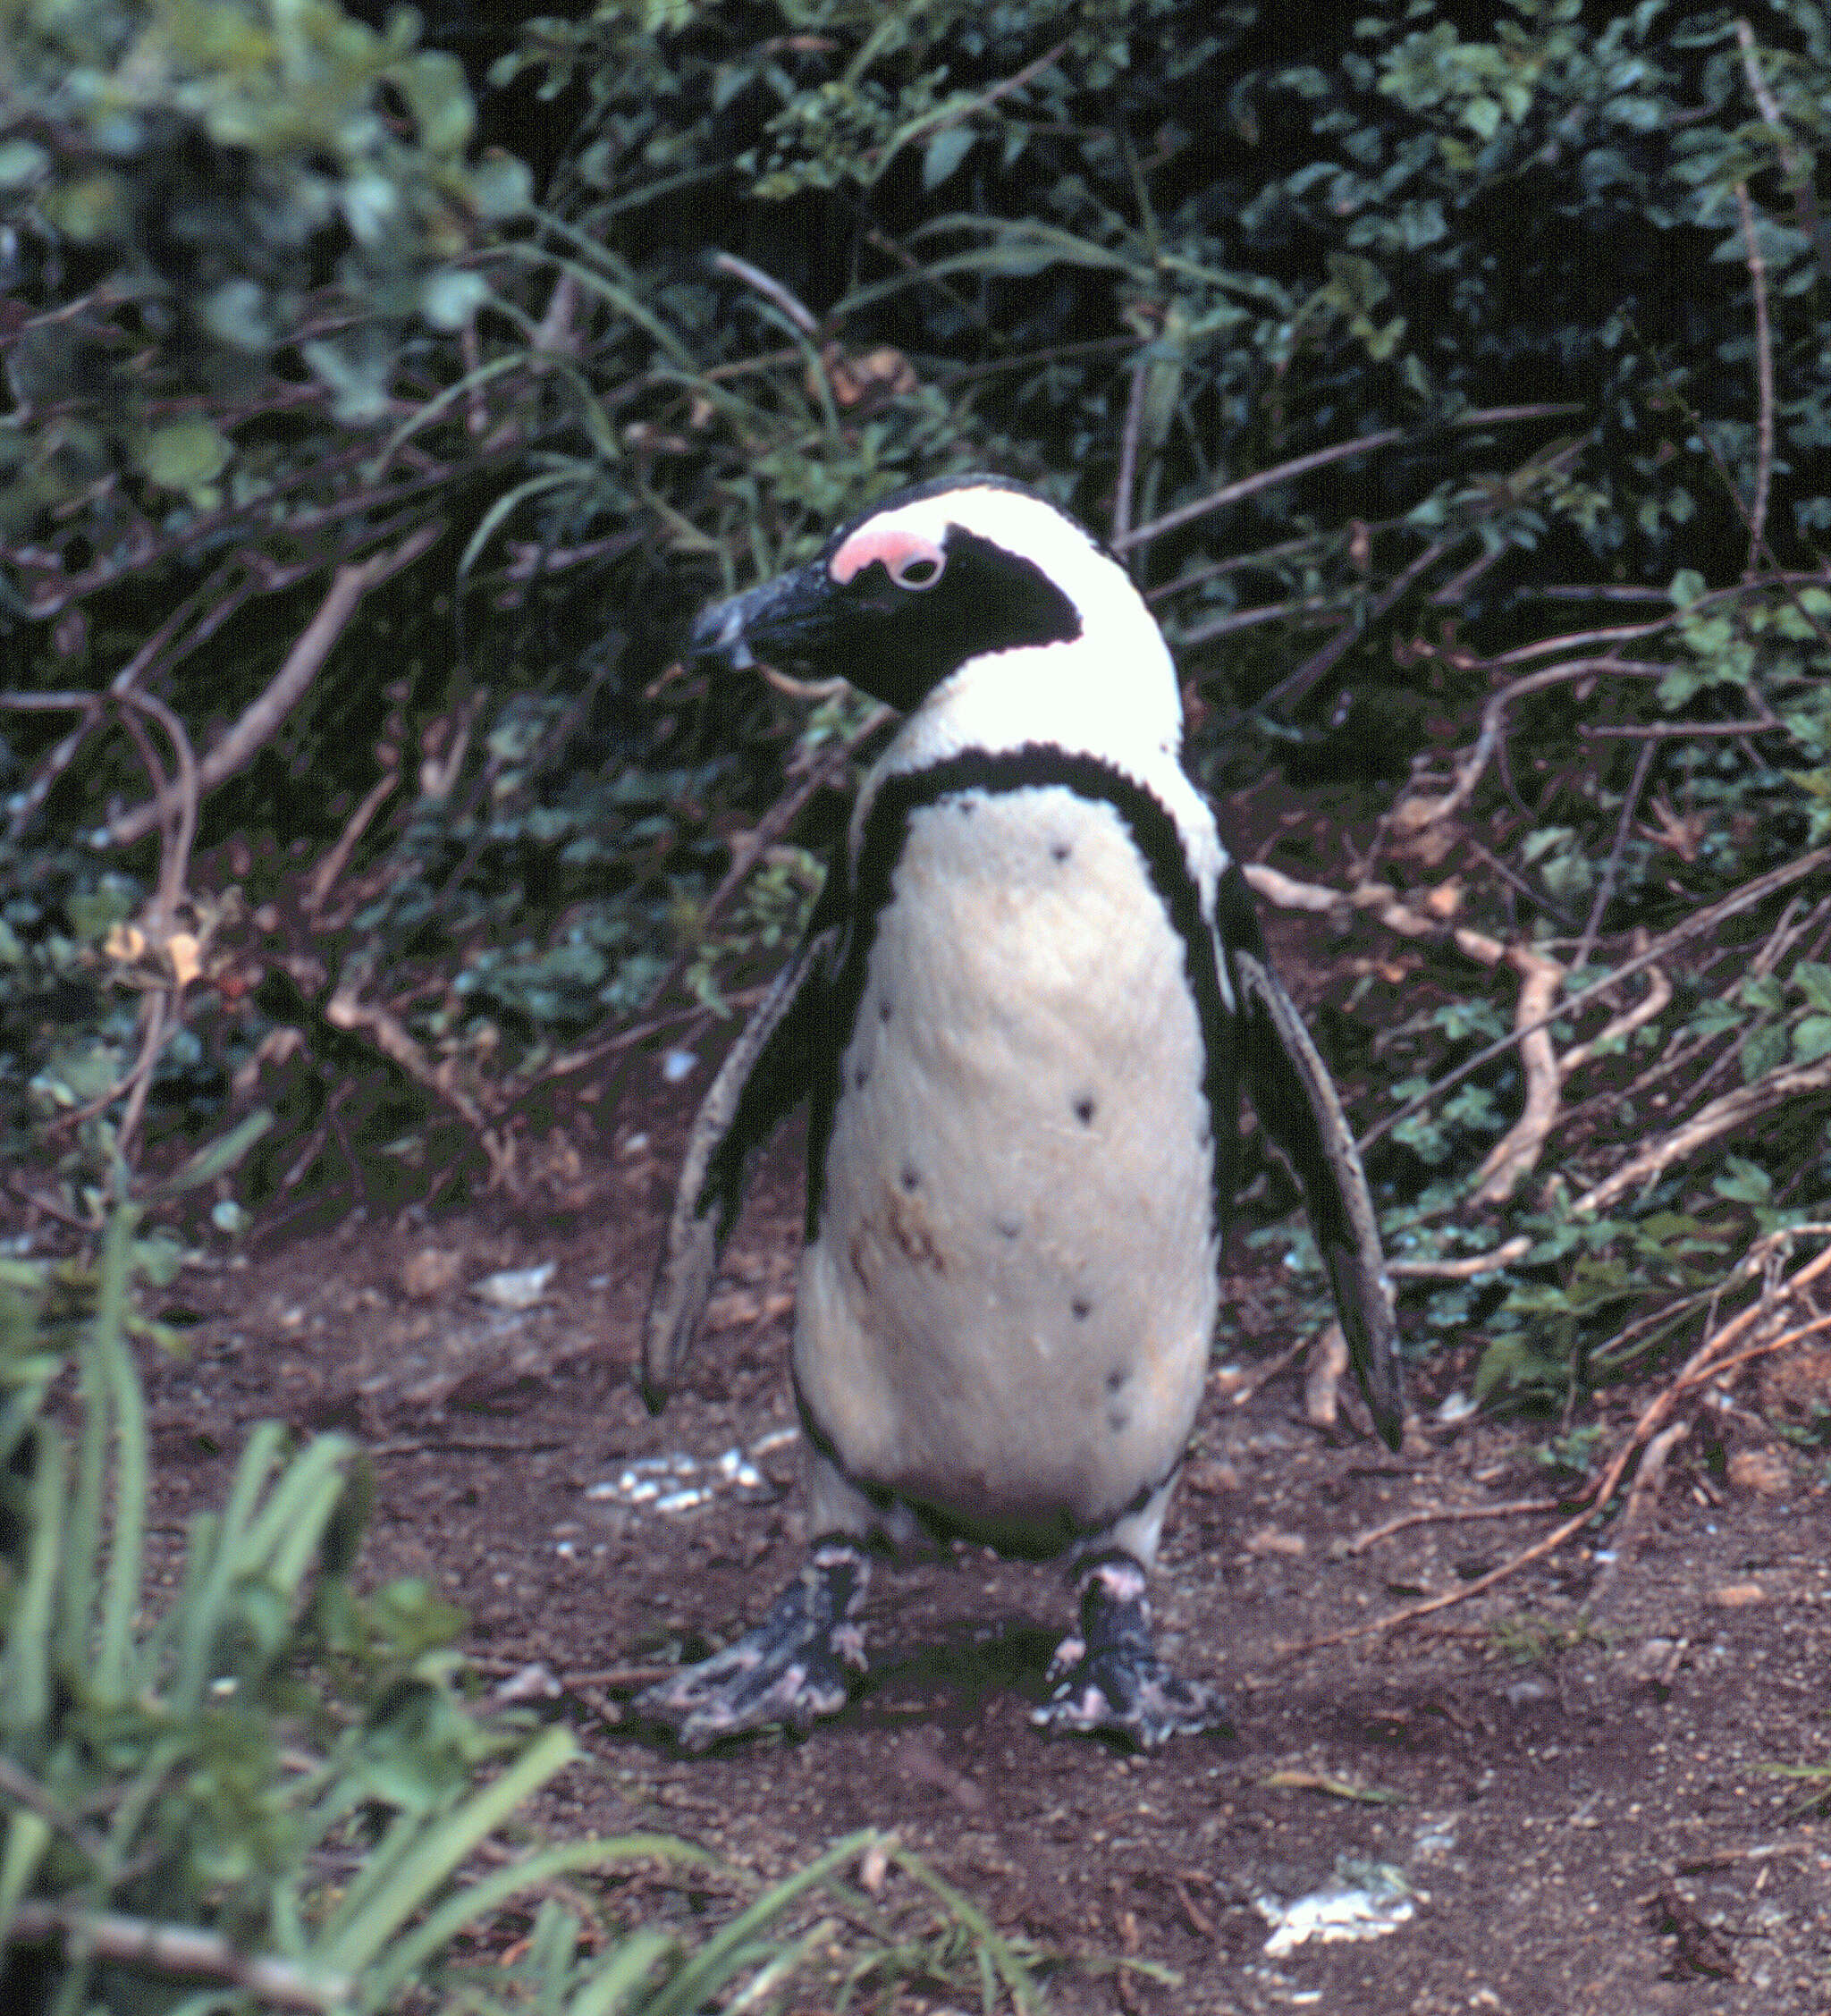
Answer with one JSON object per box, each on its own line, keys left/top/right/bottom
{"left": 100, "top": 520, "right": 443, "bottom": 848}
{"left": 1113, "top": 402, "right": 1585, "bottom": 553}
{"left": 1572, "top": 1055, "right": 1831, "bottom": 1217}
{"left": 1389, "top": 658, "right": 1667, "bottom": 839}
{"left": 1471, "top": 943, "right": 1565, "bottom": 1204}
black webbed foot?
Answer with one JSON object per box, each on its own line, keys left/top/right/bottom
{"left": 633, "top": 1540, "right": 868, "bottom": 1750}
{"left": 1032, "top": 1550, "right": 1229, "bottom": 1749}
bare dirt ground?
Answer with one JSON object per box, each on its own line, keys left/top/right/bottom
{"left": 135, "top": 1025, "right": 1831, "bottom": 2016}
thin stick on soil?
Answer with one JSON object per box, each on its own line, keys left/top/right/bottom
{"left": 1340, "top": 1497, "right": 1564, "bottom": 1556}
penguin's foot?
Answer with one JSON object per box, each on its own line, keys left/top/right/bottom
{"left": 633, "top": 1540, "right": 868, "bottom": 1751}
{"left": 1032, "top": 1550, "right": 1229, "bottom": 1749}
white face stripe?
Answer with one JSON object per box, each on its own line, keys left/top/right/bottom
{"left": 829, "top": 521, "right": 946, "bottom": 586}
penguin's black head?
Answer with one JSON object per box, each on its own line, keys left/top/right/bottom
{"left": 685, "top": 475, "right": 1088, "bottom": 712}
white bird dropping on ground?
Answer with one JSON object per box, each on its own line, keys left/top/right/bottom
{"left": 635, "top": 474, "right": 1405, "bottom": 1750}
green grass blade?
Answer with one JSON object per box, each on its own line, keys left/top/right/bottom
{"left": 173, "top": 1421, "right": 288, "bottom": 1710}
{"left": 94, "top": 1205, "right": 147, "bottom": 1705}
{"left": 0, "top": 1808, "right": 53, "bottom": 1946}
{"left": 891, "top": 1844, "right": 1042, "bottom": 2016}
{"left": 644, "top": 1827, "right": 877, "bottom": 2016}
{"left": 55, "top": 1313, "right": 106, "bottom": 1684}
{"left": 1, "top": 1421, "right": 64, "bottom": 1733}
{"left": 240, "top": 1435, "right": 356, "bottom": 1590}
{"left": 565, "top": 1928, "right": 677, "bottom": 2016}
{"left": 317, "top": 1724, "right": 578, "bottom": 1976}
{"left": 316, "top": 1806, "right": 430, "bottom": 1944}
{"left": 148, "top": 1109, "right": 275, "bottom": 1198}
{"left": 362, "top": 1835, "right": 711, "bottom": 2004}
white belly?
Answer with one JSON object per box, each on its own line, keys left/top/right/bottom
{"left": 795, "top": 784, "right": 1219, "bottom": 1548}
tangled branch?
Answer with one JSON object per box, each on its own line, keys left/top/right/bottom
{"left": 1279, "top": 1230, "right": 1831, "bottom": 1658}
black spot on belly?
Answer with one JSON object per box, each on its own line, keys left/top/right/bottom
{"left": 1072, "top": 1296, "right": 1093, "bottom": 1320}
{"left": 1107, "top": 1408, "right": 1130, "bottom": 1435}
{"left": 879, "top": 999, "right": 894, "bottom": 1024}
{"left": 853, "top": 1063, "right": 869, "bottom": 1090}
{"left": 1073, "top": 1094, "right": 1096, "bottom": 1126}
{"left": 1051, "top": 840, "right": 1072, "bottom": 863}
{"left": 1106, "top": 1365, "right": 1129, "bottom": 1392}
{"left": 995, "top": 1216, "right": 1021, "bottom": 1240}
{"left": 900, "top": 1163, "right": 920, "bottom": 1193}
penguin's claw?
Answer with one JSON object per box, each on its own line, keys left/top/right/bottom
{"left": 633, "top": 1541, "right": 868, "bottom": 1751}
{"left": 1033, "top": 1647, "right": 1229, "bottom": 1747}
{"left": 1030, "top": 1549, "right": 1231, "bottom": 1750}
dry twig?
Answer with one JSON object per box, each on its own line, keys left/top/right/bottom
{"left": 1112, "top": 403, "right": 1583, "bottom": 553}
{"left": 1572, "top": 1055, "right": 1831, "bottom": 1217}
{"left": 1733, "top": 178, "right": 1776, "bottom": 578}
{"left": 1276, "top": 1236, "right": 1831, "bottom": 1658}
{"left": 4, "top": 1901, "right": 350, "bottom": 2012}
{"left": 1340, "top": 1495, "right": 1562, "bottom": 1557}
{"left": 104, "top": 520, "right": 443, "bottom": 848}
{"left": 1359, "top": 846, "right": 1831, "bottom": 1154}
{"left": 1388, "top": 657, "right": 1666, "bottom": 838}
{"left": 1573, "top": 738, "right": 1657, "bottom": 975}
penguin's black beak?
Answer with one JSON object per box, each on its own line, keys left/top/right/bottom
{"left": 686, "top": 563, "right": 831, "bottom": 679}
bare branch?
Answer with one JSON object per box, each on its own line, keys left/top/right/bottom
{"left": 1573, "top": 737, "right": 1657, "bottom": 976}
{"left": 1471, "top": 942, "right": 1564, "bottom": 1204}
{"left": 1114, "top": 402, "right": 1585, "bottom": 553}
{"left": 1572, "top": 1054, "right": 1831, "bottom": 1218}
{"left": 1388, "top": 658, "right": 1667, "bottom": 838}
{"left": 1557, "top": 963, "right": 1672, "bottom": 1078}
{"left": 101, "top": 520, "right": 443, "bottom": 848}
{"left": 709, "top": 252, "right": 822, "bottom": 338}
{"left": 4, "top": 1900, "right": 350, "bottom": 2012}
{"left": 1256, "top": 530, "right": 1460, "bottom": 715}
{"left": 1110, "top": 354, "right": 1149, "bottom": 548}
{"left": 1277, "top": 1238, "right": 1831, "bottom": 1657}
{"left": 1350, "top": 846, "right": 1831, "bottom": 1155}
{"left": 1737, "top": 16, "right": 1831, "bottom": 290}
{"left": 1733, "top": 180, "right": 1776, "bottom": 578}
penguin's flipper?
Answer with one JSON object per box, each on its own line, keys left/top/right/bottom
{"left": 639, "top": 901, "right": 841, "bottom": 1413}
{"left": 1218, "top": 868, "right": 1406, "bottom": 1449}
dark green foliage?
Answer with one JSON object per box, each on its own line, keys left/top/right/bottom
{"left": 2, "top": 0, "right": 1830, "bottom": 1412}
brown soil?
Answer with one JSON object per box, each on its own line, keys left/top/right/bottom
{"left": 136, "top": 1045, "right": 1831, "bottom": 2016}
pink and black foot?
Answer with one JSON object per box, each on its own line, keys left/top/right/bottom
{"left": 633, "top": 1540, "right": 868, "bottom": 1750}
{"left": 1032, "top": 1550, "right": 1229, "bottom": 1748}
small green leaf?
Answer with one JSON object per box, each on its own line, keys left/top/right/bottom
{"left": 0, "top": 139, "right": 49, "bottom": 189}
{"left": 922, "top": 124, "right": 975, "bottom": 190}
{"left": 1713, "top": 1156, "right": 1772, "bottom": 1203}
{"left": 419, "top": 268, "right": 490, "bottom": 330}
{"left": 468, "top": 149, "right": 533, "bottom": 218}
{"left": 1742, "top": 1025, "right": 1789, "bottom": 1082}
{"left": 139, "top": 420, "right": 231, "bottom": 494}
{"left": 1793, "top": 1015, "right": 1831, "bottom": 1065}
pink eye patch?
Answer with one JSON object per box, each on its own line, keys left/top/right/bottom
{"left": 829, "top": 522, "right": 946, "bottom": 588}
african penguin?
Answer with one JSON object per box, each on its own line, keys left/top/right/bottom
{"left": 636, "top": 474, "right": 1404, "bottom": 1750}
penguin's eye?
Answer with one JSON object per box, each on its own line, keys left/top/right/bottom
{"left": 892, "top": 553, "right": 942, "bottom": 590}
